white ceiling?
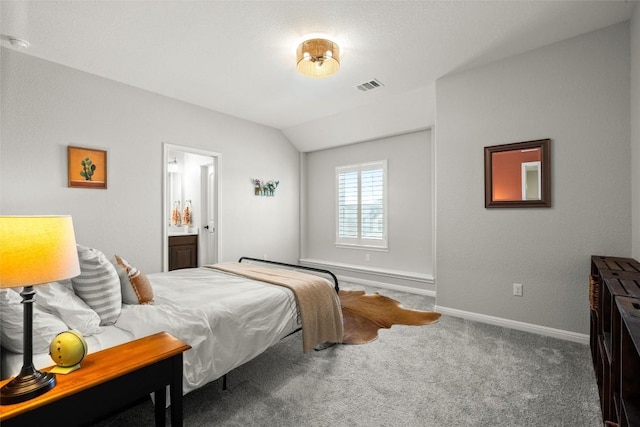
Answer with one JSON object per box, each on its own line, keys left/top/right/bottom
{"left": 1, "top": 1, "right": 636, "bottom": 152}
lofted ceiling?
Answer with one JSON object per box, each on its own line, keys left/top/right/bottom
{"left": 0, "top": 1, "right": 636, "bottom": 152}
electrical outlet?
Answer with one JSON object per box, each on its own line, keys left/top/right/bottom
{"left": 513, "top": 283, "right": 523, "bottom": 297}
{"left": 365, "top": 253, "right": 370, "bottom": 262}
{"left": 263, "top": 254, "right": 268, "bottom": 260}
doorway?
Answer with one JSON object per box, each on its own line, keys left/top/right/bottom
{"left": 521, "top": 161, "right": 541, "bottom": 201}
{"left": 162, "top": 143, "right": 220, "bottom": 272}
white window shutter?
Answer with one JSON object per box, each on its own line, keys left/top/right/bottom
{"left": 335, "top": 161, "right": 387, "bottom": 249}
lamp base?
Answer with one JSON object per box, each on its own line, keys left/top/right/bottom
{"left": 0, "top": 368, "right": 56, "bottom": 405}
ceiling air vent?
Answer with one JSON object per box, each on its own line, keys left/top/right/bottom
{"left": 355, "top": 79, "right": 384, "bottom": 92}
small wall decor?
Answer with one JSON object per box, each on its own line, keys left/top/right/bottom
{"left": 251, "top": 179, "right": 279, "bottom": 196}
{"left": 68, "top": 146, "right": 107, "bottom": 189}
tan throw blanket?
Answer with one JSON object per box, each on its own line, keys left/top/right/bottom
{"left": 208, "top": 262, "right": 344, "bottom": 353}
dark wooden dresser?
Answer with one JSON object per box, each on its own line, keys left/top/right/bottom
{"left": 590, "top": 255, "right": 640, "bottom": 426}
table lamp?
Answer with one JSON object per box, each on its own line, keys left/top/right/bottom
{"left": 0, "top": 216, "right": 80, "bottom": 405}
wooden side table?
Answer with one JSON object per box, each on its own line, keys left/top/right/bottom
{"left": 0, "top": 331, "right": 191, "bottom": 427}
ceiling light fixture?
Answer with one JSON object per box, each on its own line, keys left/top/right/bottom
{"left": 296, "top": 38, "right": 340, "bottom": 78}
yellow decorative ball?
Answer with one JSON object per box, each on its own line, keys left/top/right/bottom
{"left": 50, "top": 330, "right": 88, "bottom": 368}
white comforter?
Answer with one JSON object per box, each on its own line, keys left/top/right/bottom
{"left": 117, "top": 267, "right": 300, "bottom": 395}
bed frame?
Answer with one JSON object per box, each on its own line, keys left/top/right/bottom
{"left": 218, "top": 257, "right": 341, "bottom": 390}
{"left": 238, "top": 257, "right": 340, "bottom": 292}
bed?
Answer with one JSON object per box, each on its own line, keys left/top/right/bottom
{"left": 0, "top": 247, "right": 343, "bottom": 398}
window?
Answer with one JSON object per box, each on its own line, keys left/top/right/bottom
{"left": 336, "top": 160, "right": 387, "bottom": 248}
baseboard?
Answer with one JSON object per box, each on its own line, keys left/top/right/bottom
{"left": 435, "top": 305, "right": 590, "bottom": 345}
{"left": 299, "top": 258, "right": 435, "bottom": 296}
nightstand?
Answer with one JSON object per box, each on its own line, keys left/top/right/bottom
{"left": 0, "top": 331, "right": 191, "bottom": 427}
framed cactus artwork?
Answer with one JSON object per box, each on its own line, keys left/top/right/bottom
{"left": 67, "top": 146, "right": 107, "bottom": 189}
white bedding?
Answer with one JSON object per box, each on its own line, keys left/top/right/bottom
{"left": 120, "top": 267, "right": 300, "bottom": 394}
{"left": 2, "top": 267, "right": 300, "bottom": 396}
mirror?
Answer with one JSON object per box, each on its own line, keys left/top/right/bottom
{"left": 484, "top": 139, "right": 551, "bottom": 208}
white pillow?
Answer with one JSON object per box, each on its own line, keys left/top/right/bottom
{"left": 35, "top": 281, "right": 103, "bottom": 336}
{"left": 71, "top": 245, "right": 122, "bottom": 326}
{"left": 0, "top": 289, "right": 69, "bottom": 353}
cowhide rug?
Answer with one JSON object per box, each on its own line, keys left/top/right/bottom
{"left": 339, "top": 290, "right": 441, "bottom": 344}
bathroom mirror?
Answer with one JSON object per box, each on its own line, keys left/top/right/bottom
{"left": 484, "top": 139, "right": 551, "bottom": 208}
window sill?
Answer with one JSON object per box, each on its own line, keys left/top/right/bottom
{"left": 335, "top": 243, "right": 388, "bottom": 252}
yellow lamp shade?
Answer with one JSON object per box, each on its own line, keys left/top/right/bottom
{"left": 50, "top": 330, "right": 88, "bottom": 369}
{"left": 0, "top": 216, "right": 80, "bottom": 288}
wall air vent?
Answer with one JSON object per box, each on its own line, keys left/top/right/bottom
{"left": 355, "top": 79, "right": 384, "bottom": 92}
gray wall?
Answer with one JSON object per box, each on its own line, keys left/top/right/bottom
{"left": 302, "top": 130, "right": 433, "bottom": 291}
{"left": 435, "top": 22, "right": 631, "bottom": 335}
{"left": 632, "top": 4, "right": 640, "bottom": 260}
{"left": 0, "top": 48, "right": 301, "bottom": 273}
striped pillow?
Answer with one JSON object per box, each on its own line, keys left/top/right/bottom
{"left": 71, "top": 245, "right": 122, "bottom": 325}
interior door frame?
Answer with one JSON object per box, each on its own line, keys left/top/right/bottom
{"left": 162, "top": 143, "right": 221, "bottom": 272}
{"left": 521, "top": 160, "right": 541, "bottom": 201}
